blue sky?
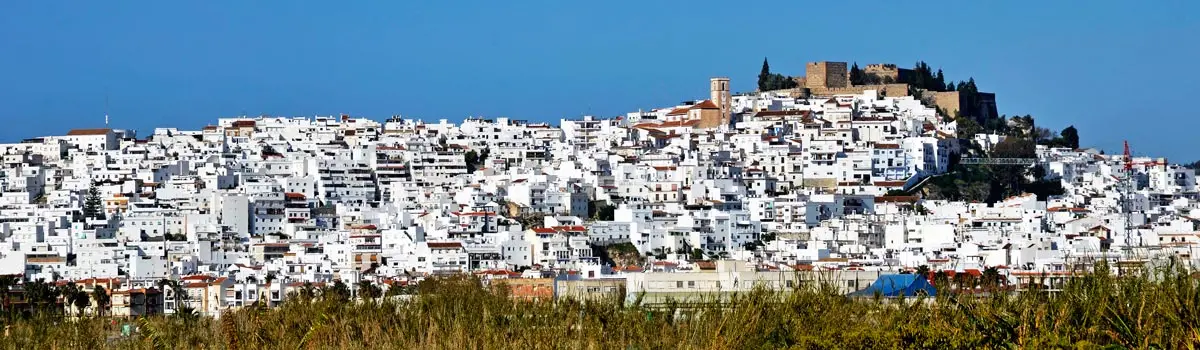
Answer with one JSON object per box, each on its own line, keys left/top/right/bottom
{"left": 1, "top": 1, "right": 1197, "bottom": 160}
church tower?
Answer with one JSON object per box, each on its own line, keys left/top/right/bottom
{"left": 710, "top": 77, "right": 731, "bottom": 125}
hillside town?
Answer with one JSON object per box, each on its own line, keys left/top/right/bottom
{"left": 0, "top": 61, "right": 1196, "bottom": 318}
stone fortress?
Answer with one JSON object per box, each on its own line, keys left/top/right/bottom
{"left": 786, "top": 61, "right": 997, "bottom": 120}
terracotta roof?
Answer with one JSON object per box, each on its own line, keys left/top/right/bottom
{"left": 232, "top": 120, "right": 257, "bottom": 128}
{"left": 550, "top": 225, "right": 586, "bottom": 232}
{"left": 532, "top": 227, "right": 557, "bottom": 234}
{"left": 665, "top": 107, "right": 691, "bottom": 116}
{"left": 659, "top": 120, "right": 700, "bottom": 128}
{"left": 66, "top": 128, "right": 111, "bottom": 136}
{"left": 875, "top": 143, "right": 900, "bottom": 149}
{"left": 284, "top": 192, "right": 306, "bottom": 200}
{"left": 691, "top": 100, "right": 719, "bottom": 109}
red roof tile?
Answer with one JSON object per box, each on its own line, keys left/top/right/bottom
{"left": 66, "top": 128, "right": 111, "bottom": 136}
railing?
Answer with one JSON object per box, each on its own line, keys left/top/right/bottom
{"left": 959, "top": 158, "right": 1037, "bottom": 165}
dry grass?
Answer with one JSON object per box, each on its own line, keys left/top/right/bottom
{"left": 4, "top": 262, "right": 1200, "bottom": 349}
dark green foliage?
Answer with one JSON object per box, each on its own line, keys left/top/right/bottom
{"left": 357, "top": 280, "right": 382, "bottom": 300}
{"left": 464, "top": 150, "right": 478, "bottom": 172}
{"left": 83, "top": 184, "right": 105, "bottom": 220}
{"left": 1060, "top": 126, "right": 1079, "bottom": 149}
{"left": 759, "top": 57, "right": 771, "bottom": 91}
{"left": 589, "top": 201, "right": 615, "bottom": 221}
{"left": 91, "top": 285, "right": 109, "bottom": 316}
{"left": 757, "top": 57, "right": 798, "bottom": 91}
{"left": 849, "top": 62, "right": 866, "bottom": 85}
{"left": 1039, "top": 125, "right": 1080, "bottom": 149}
{"left": 464, "top": 147, "right": 490, "bottom": 173}
{"left": 324, "top": 280, "right": 351, "bottom": 303}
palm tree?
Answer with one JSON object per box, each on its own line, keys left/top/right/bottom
{"left": 982, "top": 266, "right": 1003, "bottom": 291}
{"left": 157, "top": 278, "right": 186, "bottom": 313}
{"left": 61, "top": 282, "right": 80, "bottom": 316}
{"left": 92, "top": 286, "right": 110, "bottom": 317}
{"left": 299, "top": 282, "right": 316, "bottom": 301}
{"left": 915, "top": 265, "right": 931, "bottom": 281}
{"left": 932, "top": 271, "right": 950, "bottom": 290}
{"left": 72, "top": 290, "right": 91, "bottom": 316}
{"left": 23, "top": 279, "right": 60, "bottom": 314}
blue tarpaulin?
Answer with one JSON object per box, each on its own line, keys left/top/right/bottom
{"left": 848, "top": 274, "right": 937, "bottom": 297}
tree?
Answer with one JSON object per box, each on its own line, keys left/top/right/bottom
{"left": 298, "top": 282, "right": 316, "bottom": 301}
{"left": 357, "top": 281, "right": 382, "bottom": 301}
{"left": 1060, "top": 126, "right": 1080, "bottom": 149}
{"left": 590, "top": 201, "right": 615, "bottom": 221}
{"left": 0, "top": 275, "right": 17, "bottom": 314}
{"left": 932, "top": 270, "right": 950, "bottom": 289}
{"left": 758, "top": 58, "right": 771, "bottom": 91}
{"left": 23, "top": 278, "right": 60, "bottom": 314}
{"left": 326, "top": 280, "right": 351, "bottom": 302}
{"left": 992, "top": 137, "right": 1036, "bottom": 159}
{"left": 982, "top": 266, "right": 1003, "bottom": 291}
{"left": 464, "top": 150, "right": 479, "bottom": 172}
{"left": 849, "top": 62, "right": 865, "bottom": 85}
{"left": 92, "top": 286, "right": 110, "bottom": 316}
{"left": 72, "top": 289, "right": 90, "bottom": 316}
{"left": 935, "top": 69, "right": 946, "bottom": 91}
{"left": 956, "top": 117, "right": 984, "bottom": 139}
{"left": 83, "top": 184, "right": 105, "bottom": 220}
{"left": 62, "top": 282, "right": 91, "bottom": 316}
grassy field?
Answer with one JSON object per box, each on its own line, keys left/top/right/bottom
{"left": 4, "top": 263, "right": 1200, "bottom": 349}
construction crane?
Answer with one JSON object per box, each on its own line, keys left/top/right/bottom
{"left": 1117, "top": 140, "right": 1164, "bottom": 253}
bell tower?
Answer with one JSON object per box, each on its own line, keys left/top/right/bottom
{"left": 710, "top": 77, "right": 731, "bottom": 125}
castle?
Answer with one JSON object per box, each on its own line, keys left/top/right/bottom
{"left": 789, "top": 61, "right": 997, "bottom": 120}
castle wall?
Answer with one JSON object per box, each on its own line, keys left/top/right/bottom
{"left": 805, "top": 62, "right": 849, "bottom": 89}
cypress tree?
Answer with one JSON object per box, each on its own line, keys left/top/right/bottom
{"left": 935, "top": 69, "right": 946, "bottom": 91}
{"left": 83, "top": 184, "right": 105, "bottom": 220}
{"left": 849, "top": 62, "right": 864, "bottom": 85}
{"left": 758, "top": 58, "right": 771, "bottom": 91}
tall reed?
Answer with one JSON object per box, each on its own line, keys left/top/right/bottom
{"left": 3, "top": 263, "right": 1200, "bottom": 349}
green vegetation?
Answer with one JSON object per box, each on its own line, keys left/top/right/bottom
{"left": 594, "top": 242, "right": 644, "bottom": 267}
{"left": 758, "top": 58, "right": 798, "bottom": 91}
{"left": 5, "top": 265, "right": 1200, "bottom": 348}
{"left": 924, "top": 135, "right": 1064, "bottom": 202}
{"left": 588, "top": 200, "right": 615, "bottom": 221}
{"left": 83, "top": 184, "right": 105, "bottom": 220}
{"left": 929, "top": 111, "right": 1080, "bottom": 203}
{"left": 464, "top": 148, "right": 490, "bottom": 173}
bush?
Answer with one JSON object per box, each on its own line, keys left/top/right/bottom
{"left": 5, "top": 265, "right": 1200, "bottom": 348}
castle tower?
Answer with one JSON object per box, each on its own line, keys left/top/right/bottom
{"left": 710, "top": 77, "right": 731, "bottom": 125}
